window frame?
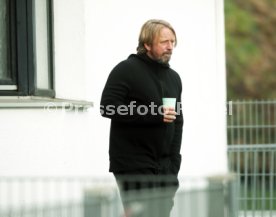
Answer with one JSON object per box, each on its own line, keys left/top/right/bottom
{"left": 0, "top": 0, "right": 55, "bottom": 97}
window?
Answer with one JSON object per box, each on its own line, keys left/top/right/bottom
{"left": 0, "top": 0, "right": 13, "bottom": 86}
{"left": 0, "top": 0, "right": 54, "bottom": 97}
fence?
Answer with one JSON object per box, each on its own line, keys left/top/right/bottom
{"left": 227, "top": 100, "right": 276, "bottom": 217}
{"left": 227, "top": 100, "right": 276, "bottom": 145}
{"left": 0, "top": 176, "right": 237, "bottom": 217}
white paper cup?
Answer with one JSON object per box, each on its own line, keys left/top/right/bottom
{"left": 162, "top": 98, "right": 176, "bottom": 110}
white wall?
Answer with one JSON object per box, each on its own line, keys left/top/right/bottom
{"left": 54, "top": 0, "right": 87, "bottom": 100}
{"left": 0, "top": 0, "right": 99, "bottom": 177}
{"left": 0, "top": 0, "right": 227, "bottom": 178}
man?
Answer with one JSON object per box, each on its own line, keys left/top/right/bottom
{"left": 100, "top": 19, "right": 183, "bottom": 217}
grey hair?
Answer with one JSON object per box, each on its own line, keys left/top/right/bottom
{"left": 136, "top": 19, "right": 177, "bottom": 54}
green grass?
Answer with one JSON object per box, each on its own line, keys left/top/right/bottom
{"left": 239, "top": 184, "right": 276, "bottom": 210}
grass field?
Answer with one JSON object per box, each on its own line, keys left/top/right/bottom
{"left": 239, "top": 184, "right": 276, "bottom": 210}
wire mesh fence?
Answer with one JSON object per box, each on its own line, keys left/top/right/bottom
{"left": 227, "top": 100, "right": 276, "bottom": 145}
{"left": 227, "top": 100, "right": 276, "bottom": 217}
{"left": 0, "top": 176, "right": 237, "bottom": 217}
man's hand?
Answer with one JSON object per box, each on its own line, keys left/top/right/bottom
{"left": 163, "top": 107, "right": 177, "bottom": 123}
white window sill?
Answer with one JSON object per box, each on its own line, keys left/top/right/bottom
{"left": 0, "top": 96, "right": 93, "bottom": 111}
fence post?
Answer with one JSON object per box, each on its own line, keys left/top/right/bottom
{"left": 207, "top": 174, "right": 238, "bottom": 217}
{"left": 83, "top": 186, "right": 119, "bottom": 217}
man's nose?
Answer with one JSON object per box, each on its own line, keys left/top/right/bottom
{"left": 167, "top": 41, "right": 174, "bottom": 50}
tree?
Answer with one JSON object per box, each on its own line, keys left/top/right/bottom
{"left": 225, "top": 0, "right": 276, "bottom": 100}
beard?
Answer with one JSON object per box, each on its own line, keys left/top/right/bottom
{"left": 157, "top": 53, "right": 172, "bottom": 64}
{"left": 147, "top": 51, "right": 172, "bottom": 64}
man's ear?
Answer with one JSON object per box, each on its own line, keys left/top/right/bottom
{"left": 144, "top": 43, "right": 151, "bottom": 52}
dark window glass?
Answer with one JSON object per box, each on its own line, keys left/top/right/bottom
{"left": 0, "top": 0, "right": 9, "bottom": 80}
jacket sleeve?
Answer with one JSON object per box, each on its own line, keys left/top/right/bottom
{"left": 169, "top": 78, "right": 183, "bottom": 175}
{"left": 100, "top": 62, "right": 163, "bottom": 124}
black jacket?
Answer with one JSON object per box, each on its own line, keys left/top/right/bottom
{"left": 100, "top": 53, "right": 183, "bottom": 175}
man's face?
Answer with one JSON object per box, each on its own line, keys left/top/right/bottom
{"left": 145, "top": 27, "right": 176, "bottom": 64}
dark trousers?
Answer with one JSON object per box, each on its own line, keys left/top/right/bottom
{"left": 114, "top": 168, "right": 179, "bottom": 217}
